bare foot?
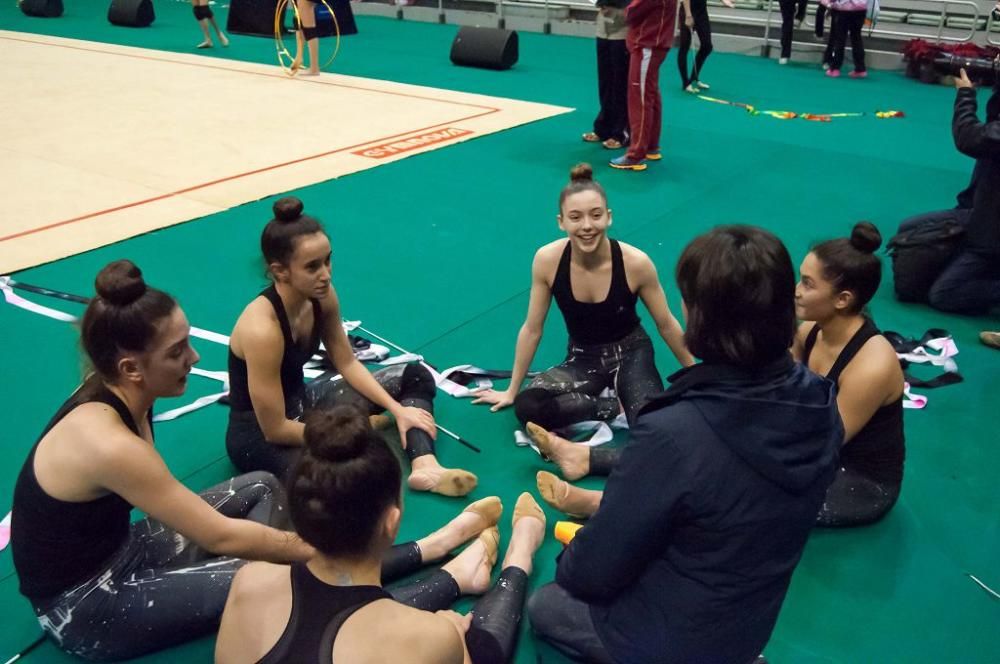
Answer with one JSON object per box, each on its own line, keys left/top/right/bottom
{"left": 536, "top": 471, "right": 601, "bottom": 519}
{"left": 301, "top": 67, "right": 321, "bottom": 77}
{"left": 408, "top": 457, "right": 478, "bottom": 497}
{"left": 196, "top": 40, "right": 213, "bottom": 49}
{"left": 416, "top": 497, "right": 502, "bottom": 562}
{"left": 503, "top": 493, "right": 546, "bottom": 573}
{"left": 219, "top": 33, "right": 230, "bottom": 47}
{"left": 441, "top": 526, "right": 499, "bottom": 595}
{"left": 526, "top": 422, "right": 590, "bottom": 481}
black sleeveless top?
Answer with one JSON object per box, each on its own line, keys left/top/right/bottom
{"left": 228, "top": 285, "right": 323, "bottom": 416}
{"left": 803, "top": 319, "right": 905, "bottom": 486}
{"left": 258, "top": 563, "right": 391, "bottom": 664}
{"left": 551, "top": 239, "right": 641, "bottom": 345}
{"left": 12, "top": 381, "right": 150, "bottom": 603}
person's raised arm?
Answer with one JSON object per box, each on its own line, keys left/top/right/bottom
{"left": 93, "top": 425, "right": 312, "bottom": 563}
{"left": 472, "top": 248, "right": 553, "bottom": 411}
{"left": 633, "top": 251, "right": 695, "bottom": 367}
{"left": 318, "top": 287, "right": 435, "bottom": 445}
{"left": 953, "top": 69, "right": 1000, "bottom": 158}
{"left": 243, "top": 317, "right": 306, "bottom": 446}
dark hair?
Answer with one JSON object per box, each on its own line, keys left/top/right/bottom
{"left": 289, "top": 406, "right": 402, "bottom": 558}
{"left": 558, "top": 163, "right": 608, "bottom": 211}
{"left": 80, "top": 260, "right": 178, "bottom": 380}
{"left": 676, "top": 225, "right": 796, "bottom": 368}
{"left": 811, "top": 222, "right": 883, "bottom": 313}
{"left": 261, "top": 197, "right": 324, "bottom": 270}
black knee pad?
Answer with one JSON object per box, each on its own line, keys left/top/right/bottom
{"left": 513, "top": 388, "right": 549, "bottom": 426}
{"left": 193, "top": 4, "right": 213, "bottom": 20}
{"left": 301, "top": 25, "right": 319, "bottom": 40}
{"left": 401, "top": 363, "right": 436, "bottom": 402}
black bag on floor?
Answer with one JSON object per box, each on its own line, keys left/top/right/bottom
{"left": 20, "top": 0, "right": 63, "bottom": 17}
{"left": 886, "top": 218, "right": 966, "bottom": 302}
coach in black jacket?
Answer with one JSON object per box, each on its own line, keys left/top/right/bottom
{"left": 528, "top": 226, "right": 842, "bottom": 664}
{"left": 926, "top": 67, "right": 1000, "bottom": 314}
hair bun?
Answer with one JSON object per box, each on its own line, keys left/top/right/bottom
{"left": 303, "top": 406, "right": 371, "bottom": 463}
{"left": 569, "top": 163, "right": 594, "bottom": 183}
{"left": 849, "top": 221, "right": 882, "bottom": 254}
{"left": 95, "top": 259, "right": 147, "bottom": 306}
{"left": 273, "top": 197, "right": 305, "bottom": 224}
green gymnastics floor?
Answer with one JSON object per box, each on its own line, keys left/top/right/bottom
{"left": 1, "top": 3, "right": 998, "bottom": 662}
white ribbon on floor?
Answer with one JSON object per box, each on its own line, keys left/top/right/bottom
{"left": 0, "top": 511, "right": 10, "bottom": 552}
{"left": 2, "top": 280, "right": 487, "bottom": 421}
{"left": 902, "top": 383, "right": 927, "bottom": 410}
{"left": 896, "top": 335, "right": 960, "bottom": 372}
{"left": 514, "top": 412, "right": 629, "bottom": 454}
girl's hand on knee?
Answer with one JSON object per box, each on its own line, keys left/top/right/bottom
{"left": 395, "top": 406, "right": 436, "bottom": 446}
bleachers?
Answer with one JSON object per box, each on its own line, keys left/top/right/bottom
{"left": 355, "top": 0, "right": 1000, "bottom": 64}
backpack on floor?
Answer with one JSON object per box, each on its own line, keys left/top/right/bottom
{"left": 886, "top": 218, "right": 965, "bottom": 302}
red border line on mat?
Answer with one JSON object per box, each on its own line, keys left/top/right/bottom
{"left": 0, "top": 34, "right": 502, "bottom": 243}
{"left": 0, "top": 113, "right": 495, "bottom": 243}
{"left": 0, "top": 34, "right": 501, "bottom": 110}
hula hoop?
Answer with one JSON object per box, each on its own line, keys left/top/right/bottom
{"left": 274, "top": 0, "right": 341, "bottom": 76}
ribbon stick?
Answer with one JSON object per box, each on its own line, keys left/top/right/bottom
{"left": 694, "top": 95, "right": 899, "bottom": 122}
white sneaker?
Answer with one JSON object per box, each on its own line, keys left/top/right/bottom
{"left": 779, "top": 57, "right": 789, "bottom": 65}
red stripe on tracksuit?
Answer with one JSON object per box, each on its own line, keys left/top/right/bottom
{"left": 624, "top": 0, "right": 678, "bottom": 160}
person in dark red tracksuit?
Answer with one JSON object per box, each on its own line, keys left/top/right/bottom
{"left": 609, "top": 0, "right": 678, "bottom": 171}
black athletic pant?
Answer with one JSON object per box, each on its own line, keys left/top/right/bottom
{"left": 828, "top": 9, "right": 866, "bottom": 72}
{"left": 227, "top": 363, "right": 438, "bottom": 481}
{"left": 779, "top": 0, "right": 809, "bottom": 58}
{"left": 390, "top": 567, "right": 531, "bottom": 664}
{"left": 513, "top": 326, "right": 662, "bottom": 432}
{"left": 32, "top": 473, "right": 288, "bottom": 661}
{"left": 513, "top": 327, "right": 661, "bottom": 478}
{"left": 816, "top": 465, "right": 900, "bottom": 527}
{"left": 677, "top": 0, "right": 713, "bottom": 88}
{"left": 31, "top": 472, "right": 452, "bottom": 661}
{"left": 815, "top": 2, "right": 827, "bottom": 36}
{"left": 593, "top": 37, "right": 630, "bottom": 143}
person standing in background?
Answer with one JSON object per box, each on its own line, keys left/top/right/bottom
{"left": 582, "top": 0, "right": 631, "bottom": 150}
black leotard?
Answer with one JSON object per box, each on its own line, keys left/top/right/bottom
{"left": 228, "top": 285, "right": 322, "bottom": 416}
{"left": 803, "top": 319, "right": 905, "bottom": 486}
{"left": 12, "top": 381, "right": 150, "bottom": 602}
{"left": 551, "top": 239, "right": 641, "bottom": 345}
{"left": 257, "top": 563, "right": 391, "bottom": 664}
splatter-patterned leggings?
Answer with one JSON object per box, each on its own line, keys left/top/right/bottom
{"left": 31, "top": 471, "right": 466, "bottom": 661}
{"left": 32, "top": 472, "right": 288, "bottom": 661}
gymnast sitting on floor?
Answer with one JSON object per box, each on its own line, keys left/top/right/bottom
{"left": 10, "top": 260, "right": 311, "bottom": 661}
{"left": 216, "top": 406, "right": 547, "bottom": 664}
{"left": 473, "top": 163, "right": 693, "bottom": 480}
{"left": 793, "top": 222, "right": 906, "bottom": 527}
{"left": 225, "top": 196, "right": 476, "bottom": 497}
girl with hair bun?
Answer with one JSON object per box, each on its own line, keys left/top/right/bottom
{"left": 794, "top": 222, "right": 907, "bottom": 527}
{"left": 473, "top": 164, "right": 693, "bottom": 481}
{"left": 217, "top": 406, "right": 547, "bottom": 664}
{"left": 10, "top": 260, "right": 314, "bottom": 661}
{"left": 226, "top": 197, "right": 476, "bottom": 497}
